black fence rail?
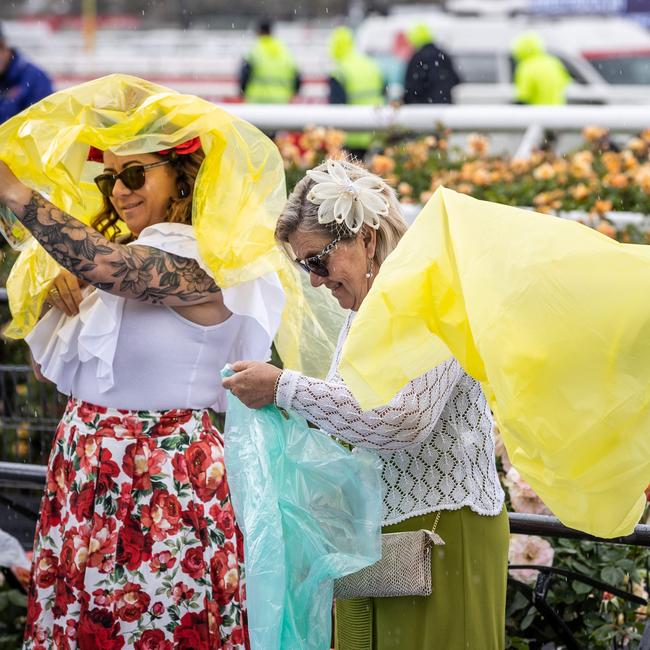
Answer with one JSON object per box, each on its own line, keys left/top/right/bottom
{"left": 509, "top": 513, "right": 650, "bottom": 547}
{"left": 508, "top": 515, "right": 650, "bottom": 649}
{"left": 0, "top": 364, "right": 66, "bottom": 465}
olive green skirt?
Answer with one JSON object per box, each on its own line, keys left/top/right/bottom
{"left": 335, "top": 506, "right": 509, "bottom": 650}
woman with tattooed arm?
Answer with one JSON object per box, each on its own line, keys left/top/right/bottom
{"left": 0, "top": 137, "right": 276, "bottom": 648}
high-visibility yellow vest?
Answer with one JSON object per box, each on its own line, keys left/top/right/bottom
{"left": 245, "top": 36, "right": 296, "bottom": 104}
{"left": 514, "top": 54, "right": 571, "bottom": 105}
{"left": 334, "top": 52, "right": 384, "bottom": 106}
{"left": 333, "top": 52, "right": 384, "bottom": 148}
{"left": 512, "top": 33, "right": 570, "bottom": 105}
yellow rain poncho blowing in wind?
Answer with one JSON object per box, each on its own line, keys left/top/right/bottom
{"left": 339, "top": 187, "right": 650, "bottom": 538}
{"left": 0, "top": 73, "right": 342, "bottom": 377}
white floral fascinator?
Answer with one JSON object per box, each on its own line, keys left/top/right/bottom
{"left": 306, "top": 159, "right": 389, "bottom": 233}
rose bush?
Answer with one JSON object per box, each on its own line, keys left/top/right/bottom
{"left": 280, "top": 125, "right": 650, "bottom": 245}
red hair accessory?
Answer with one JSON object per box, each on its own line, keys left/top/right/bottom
{"left": 158, "top": 137, "right": 202, "bottom": 156}
{"left": 86, "top": 137, "right": 201, "bottom": 162}
{"left": 87, "top": 146, "right": 104, "bottom": 163}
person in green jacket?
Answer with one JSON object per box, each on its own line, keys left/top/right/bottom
{"left": 240, "top": 20, "right": 301, "bottom": 104}
{"left": 511, "top": 31, "right": 571, "bottom": 105}
{"left": 328, "top": 26, "right": 385, "bottom": 157}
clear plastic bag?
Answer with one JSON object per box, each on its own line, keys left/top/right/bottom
{"left": 223, "top": 368, "right": 382, "bottom": 650}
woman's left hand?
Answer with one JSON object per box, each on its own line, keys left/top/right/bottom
{"left": 222, "top": 361, "right": 282, "bottom": 409}
{"left": 0, "top": 160, "right": 31, "bottom": 210}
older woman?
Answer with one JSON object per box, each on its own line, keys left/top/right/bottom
{"left": 223, "top": 159, "right": 508, "bottom": 650}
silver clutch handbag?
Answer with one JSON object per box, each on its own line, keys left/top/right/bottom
{"left": 334, "top": 512, "right": 444, "bottom": 600}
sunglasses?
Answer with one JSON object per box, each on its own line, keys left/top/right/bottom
{"left": 94, "top": 160, "right": 170, "bottom": 198}
{"left": 295, "top": 235, "right": 342, "bottom": 277}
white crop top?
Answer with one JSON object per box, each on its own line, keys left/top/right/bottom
{"left": 26, "top": 222, "right": 285, "bottom": 412}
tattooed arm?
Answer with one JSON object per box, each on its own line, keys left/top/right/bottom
{"left": 1, "top": 176, "right": 219, "bottom": 307}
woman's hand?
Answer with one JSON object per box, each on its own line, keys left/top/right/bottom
{"left": 222, "top": 361, "right": 282, "bottom": 409}
{"left": 0, "top": 161, "right": 32, "bottom": 211}
{"left": 46, "top": 268, "right": 87, "bottom": 316}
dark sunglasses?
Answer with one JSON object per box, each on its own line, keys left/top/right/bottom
{"left": 295, "top": 235, "right": 342, "bottom": 277}
{"left": 93, "top": 160, "right": 170, "bottom": 197}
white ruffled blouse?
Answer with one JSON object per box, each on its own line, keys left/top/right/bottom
{"left": 26, "top": 222, "right": 285, "bottom": 412}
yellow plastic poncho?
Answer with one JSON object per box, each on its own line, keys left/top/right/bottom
{"left": 0, "top": 74, "right": 343, "bottom": 376}
{"left": 340, "top": 187, "right": 650, "bottom": 538}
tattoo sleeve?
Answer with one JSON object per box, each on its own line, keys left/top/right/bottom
{"left": 20, "top": 191, "right": 220, "bottom": 305}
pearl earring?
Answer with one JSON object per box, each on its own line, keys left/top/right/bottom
{"left": 366, "top": 259, "right": 374, "bottom": 279}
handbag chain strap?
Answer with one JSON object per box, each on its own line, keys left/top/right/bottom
{"left": 429, "top": 511, "right": 445, "bottom": 546}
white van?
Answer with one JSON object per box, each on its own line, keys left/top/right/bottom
{"left": 356, "top": 12, "right": 650, "bottom": 104}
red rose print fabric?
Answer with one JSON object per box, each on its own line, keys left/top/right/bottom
{"left": 23, "top": 398, "right": 248, "bottom": 649}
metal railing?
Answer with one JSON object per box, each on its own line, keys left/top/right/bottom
{"left": 224, "top": 103, "right": 650, "bottom": 162}
{"left": 224, "top": 103, "right": 650, "bottom": 134}
{"left": 509, "top": 513, "right": 650, "bottom": 547}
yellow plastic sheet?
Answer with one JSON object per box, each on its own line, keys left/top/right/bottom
{"left": 340, "top": 187, "right": 650, "bottom": 538}
{"left": 0, "top": 74, "right": 342, "bottom": 375}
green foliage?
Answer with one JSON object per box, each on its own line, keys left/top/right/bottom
{"left": 506, "top": 538, "right": 649, "bottom": 648}
{"left": 0, "top": 576, "right": 27, "bottom": 649}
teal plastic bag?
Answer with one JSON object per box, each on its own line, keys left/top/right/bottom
{"left": 222, "top": 369, "right": 382, "bottom": 650}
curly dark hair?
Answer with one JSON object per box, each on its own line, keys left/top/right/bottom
{"left": 90, "top": 148, "right": 205, "bottom": 241}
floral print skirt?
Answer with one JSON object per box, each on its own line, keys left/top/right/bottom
{"left": 23, "top": 397, "right": 248, "bottom": 650}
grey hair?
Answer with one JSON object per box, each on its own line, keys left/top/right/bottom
{"left": 275, "top": 159, "right": 408, "bottom": 267}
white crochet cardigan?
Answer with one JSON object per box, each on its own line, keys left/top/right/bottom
{"left": 276, "top": 312, "right": 504, "bottom": 526}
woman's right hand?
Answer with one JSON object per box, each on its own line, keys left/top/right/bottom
{"left": 46, "top": 268, "right": 85, "bottom": 316}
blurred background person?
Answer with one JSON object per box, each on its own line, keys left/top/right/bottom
{"left": 240, "top": 19, "right": 301, "bottom": 103}
{"left": 403, "top": 22, "right": 460, "bottom": 105}
{"left": 511, "top": 31, "right": 570, "bottom": 105}
{"left": 328, "top": 25, "right": 385, "bottom": 159}
{"left": 0, "top": 22, "right": 52, "bottom": 123}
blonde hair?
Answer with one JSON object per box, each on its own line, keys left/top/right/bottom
{"left": 91, "top": 148, "right": 205, "bottom": 241}
{"left": 275, "top": 159, "right": 407, "bottom": 267}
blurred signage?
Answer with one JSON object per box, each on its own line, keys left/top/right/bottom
{"left": 529, "top": 0, "right": 624, "bottom": 12}
{"left": 627, "top": 0, "right": 650, "bottom": 25}
{"left": 529, "top": 0, "right": 650, "bottom": 25}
